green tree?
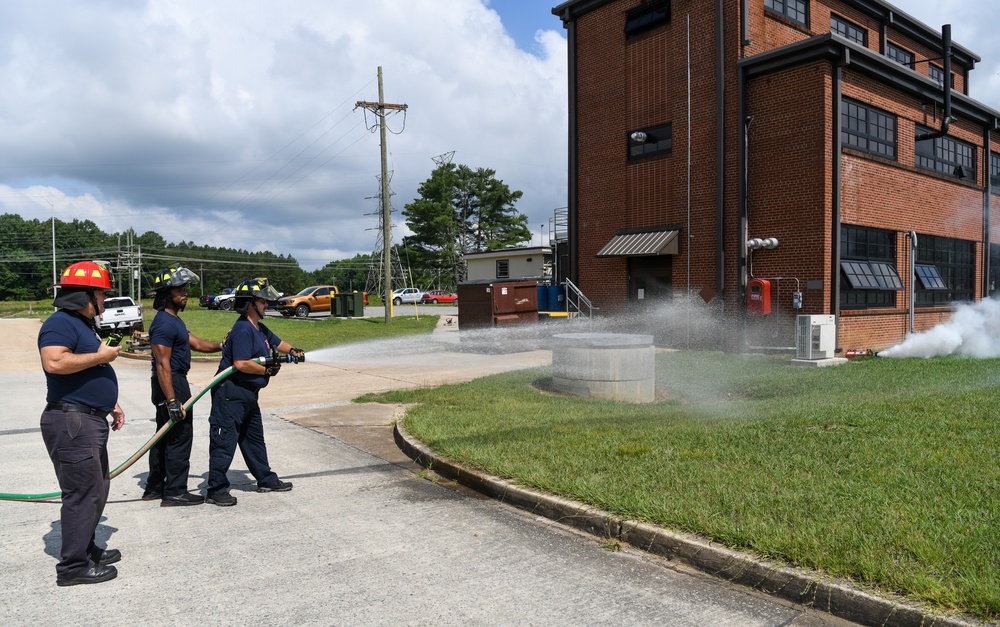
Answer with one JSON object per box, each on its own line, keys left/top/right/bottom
{"left": 403, "top": 163, "right": 529, "bottom": 288}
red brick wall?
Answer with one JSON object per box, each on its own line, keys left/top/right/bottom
{"left": 746, "top": 63, "right": 833, "bottom": 318}
{"left": 568, "top": 0, "right": 996, "bottom": 351}
{"left": 574, "top": 2, "right": 726, "bottom": 311}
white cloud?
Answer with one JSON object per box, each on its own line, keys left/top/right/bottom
{"left": 0, "top": 0, "right": 568, "bottom": 271}
{"left": 2, "top": 1, "right": 995, "bottom": 277}
{"left": 898, "top": 0, "right": 1000, "bottom": 106}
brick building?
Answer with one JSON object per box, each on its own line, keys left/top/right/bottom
{"left": 552, "top": 0, "right": 1000, "bottom": 352}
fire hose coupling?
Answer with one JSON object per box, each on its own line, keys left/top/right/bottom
{"left": 262, "top": 347, "right": 306, "bottom": 366}
{"left": 746, "top": 237, "right": 779, "bottom": 250}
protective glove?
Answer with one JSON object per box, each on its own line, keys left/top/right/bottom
{"left": 262, "top": 357, "right": 281, "bottom": 377}
{"left": 289, "top": 347, "right": 305, "bottom": 362}
{"left": 166, "top": 398, "right": 186, "bottom": 423}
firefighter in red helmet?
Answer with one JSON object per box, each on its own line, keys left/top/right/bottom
{"left": 38, "top": 260, "right": 125, "bottom": 586}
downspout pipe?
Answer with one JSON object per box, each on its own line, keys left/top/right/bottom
{"left": 832, "top": 59, "right": 844, "bottom": 348}
{"left": 987, "top": 127, "right": 993, "bottom": 297}
{"left": 907, "top": 231, "right": 917, "bottom": 334}
{"left": 559, "top": 13, "right": 579, "bottom": 286}
{"left": 916, "top": 25, "right": 953, "bottom": 142}
{"left": 737, "top": 66, "right": 748, "bottom": 353}
{"left": 716, "top": 0, "right": 725, "bottom": 298}
{"left": 740, "top": 0, "right": 750, "bottom": 51}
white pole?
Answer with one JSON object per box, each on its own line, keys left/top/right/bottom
{"left": 51, "top": 202, "right": 56, "bottom": 286}
{"left": 48, "top": 198, "right": 57, "bottom": 312}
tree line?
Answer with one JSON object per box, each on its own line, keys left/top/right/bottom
{"left": 0, "top": 214, "right": 306, "bottom": 300}
{"left": 0, "top": 163, "right": 530, "bottom": 301}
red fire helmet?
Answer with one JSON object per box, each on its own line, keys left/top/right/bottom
{"left": 58, "top": 261, "right": 113, "bottom": 290}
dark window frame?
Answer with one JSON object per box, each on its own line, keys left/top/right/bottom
{"left": 886, "top": 42, "right": 914, "bottom": 69}
{"left": 841, "top": 97, "right": 897, "bottom": 160}
{"left": 496, "top": 259, "right": 509, "bottom": 279}
{"left": 624, "top": 0, "right": 671, "bottom": 37}
{"left": 914, "top": 264, "right": 947, "bottom": 290}
{"left": 840, "top": 225, "right": 900, "bottom": 309}
{"left": 831, "top": 14, "right": 866, "bottom": 45}
{"left": 915, "top": 126, "right": 976, "bottom": 181}
{"left": 916, "top": 235, "right": 975, "bottom": 305}
{"left": 989, "top": 243, "right": 1000, "bottom": 297}
{"left": 928, "top": 64, "right": 955, "bottom": 89}
{"left": 628, "top": 123, "right": 673, "bottom": 161}
{"left": 991, "top": 151, "right": 1000, "bottom": 189}
{"left": 764, "top": 0, "right": 807, "bottom": 27}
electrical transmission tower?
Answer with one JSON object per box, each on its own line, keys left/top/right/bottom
{"left": 355, "top": 66, "right": 408, "bottom": 322}
{"left": 431, "top": 151, "right": 454, "bottom": 167}
{"left": 364, "top": 174, "right": 405, "bottom": 302}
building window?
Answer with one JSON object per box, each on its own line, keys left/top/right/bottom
{"left": 840, "top": 225, "right": 901, "bottom": 309}
{"left": 496, "top": 259, "right": 509, "bottom": 279}
{"left": 765, "top": 0, "right": 807, "bottom": 26}
{"left": 991, "top": 152, "right": 1000, "bottom": 188}
{"left": 886, "top": 42, "right": 914, "bottom": 69}
{"left": 990, "top": 244, "right": 1000, "bottom": 297}
{"left": 842, "top": 98, "right": 896, "bottom": 160}
{"left": 624, "top": 0, "right": 670, "bottom": 37}
{"left": 928, "top": 64, "right": 955, "bottom": 88}
{"left": 915, "top": 127, "right": 975, "bottom": 181}
{"left": 914, "top": 264, "right": 947, "bottom": 290}
{"left": 628, "top": 123, "right": 672, "bottom": 161}
{"left": 831, "top": 14, "right": 866, "bottom": 45}
{"left": 916, "top": 235, "right": 974, "bottom": 305}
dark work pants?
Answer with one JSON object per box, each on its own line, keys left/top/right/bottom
{"left": 206, "top": 380, "right": 278, "bottom": 495}
{"left": 147, "top": 373, "right": 194, "bottom": 497}
{"left": 40, "top": 409, "right": 110, "bottom": 579}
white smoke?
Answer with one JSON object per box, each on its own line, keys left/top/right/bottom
{"left": 879, "top": 298, "right": 1000, "bottom": 358}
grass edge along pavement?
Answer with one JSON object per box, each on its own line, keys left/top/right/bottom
{"left": 360, "top": 353, "right": 999, "bottom": 626}
{"left": 393, "top": 421, "right": 974, "bottom": 627}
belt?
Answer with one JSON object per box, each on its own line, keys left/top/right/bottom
{"left": 45, "top": 403, "right": 109, "bottom": 419}
{"left": 228, "top": 379, "right": 260, "bottom": 394}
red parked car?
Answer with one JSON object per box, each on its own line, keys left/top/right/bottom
{"left": 420, "top": 290, "right": 458, "bottom": 304}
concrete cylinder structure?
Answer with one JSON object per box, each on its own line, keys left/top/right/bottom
{"left": 551, "top": 333, "right": 655, "bottom": 403}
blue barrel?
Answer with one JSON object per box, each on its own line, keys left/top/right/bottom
{"left": 548, "top": 285, "right": 565, "bottom": 312}
{"left": 537, "top": 284, "right": 549, "bottom": 312}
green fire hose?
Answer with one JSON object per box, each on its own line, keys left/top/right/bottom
{"left": 0, "top": 356, "right": 274, "bottom": 503}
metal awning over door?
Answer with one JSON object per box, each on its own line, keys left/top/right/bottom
{"left": 596, "top": 229, "right": 679, "bottom": 257}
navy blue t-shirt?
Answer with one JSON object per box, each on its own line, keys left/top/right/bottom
{"left": 149, "top": 309, "right": 191, "bottom": 373}
{"left": 217, "top": 317, "right": 282, "bottom": 389}
{"left": 38, "top": 309, "right": 119, "bottom": 413}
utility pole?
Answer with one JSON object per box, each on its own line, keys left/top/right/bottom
{"left": 356, "top": 66, "right": 407, "bottom": 323}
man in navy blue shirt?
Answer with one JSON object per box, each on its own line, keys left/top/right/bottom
{"left": 206, "top": 278, "right": 303, "bottom": 507}
{"left": 143, "top": 267, "right": 222, "bottom": 506}
{"left": 38, "top": 261, "right": 125, "bottom": 586}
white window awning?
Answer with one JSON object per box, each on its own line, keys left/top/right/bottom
{"left": 596, "top": 229, "right": 679, "bottom": 257}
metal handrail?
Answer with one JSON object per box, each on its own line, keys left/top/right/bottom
{"left": 564, "top": 279, "right": 596, "bottom": 322}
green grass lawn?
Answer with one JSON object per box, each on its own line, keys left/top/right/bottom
{"left": 3, "top": 298, "right": 439, "bottom": 353}
{"left": 157, "top": 306, "right": 439, "bottom": 354}
{"left": 362, "top": 352, "right": 1000, "bottom": 622}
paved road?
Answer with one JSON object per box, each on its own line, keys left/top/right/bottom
{"left": 0, "top": 318, "right": 856, "bottom": 626}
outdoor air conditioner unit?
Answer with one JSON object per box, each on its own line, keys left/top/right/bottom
{"left": 796, "top": 315, "right": 836, "bottom": 360}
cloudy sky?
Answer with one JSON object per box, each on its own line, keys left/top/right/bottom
{"left": 0, "top": 1, "right": 997, "bottom": 272}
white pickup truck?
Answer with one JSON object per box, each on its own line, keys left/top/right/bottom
{"left": 97, "top": 296, "right": 144, "bottom": 337}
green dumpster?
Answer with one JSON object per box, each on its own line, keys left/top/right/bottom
{"left": 342, "top": 291, "right": 364, "bottom": 317}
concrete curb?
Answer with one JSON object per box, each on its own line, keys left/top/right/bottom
{"left": 393, "top": 421, "right": 980, "bottom": 627}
